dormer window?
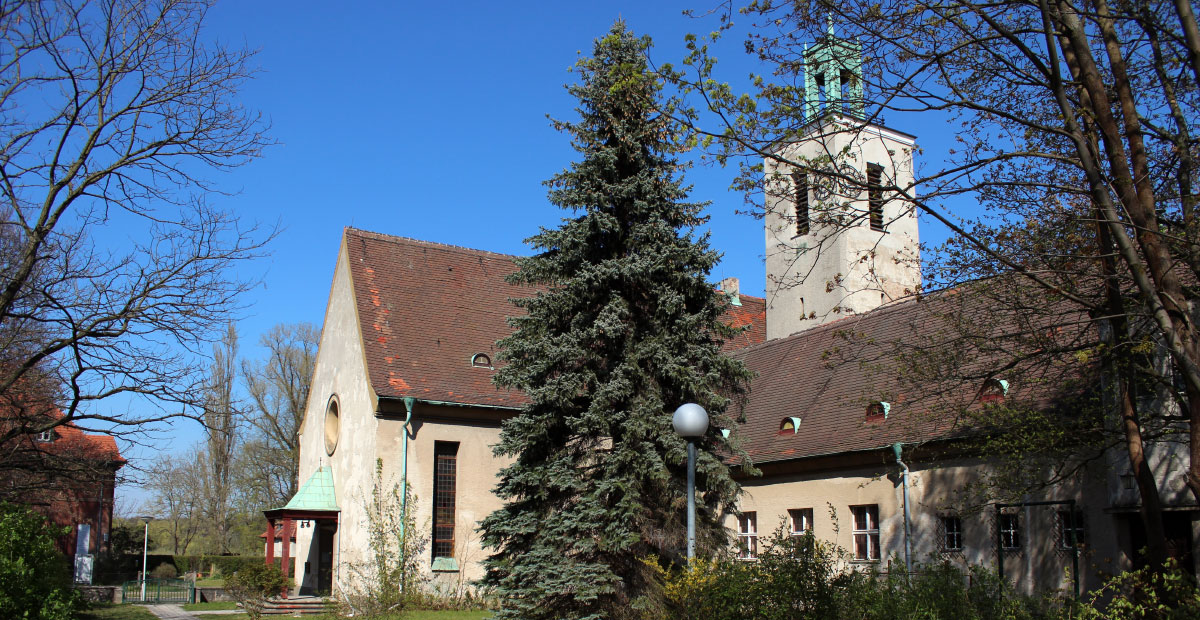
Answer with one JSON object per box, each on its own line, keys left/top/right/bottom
{"left": 866, "top": 401, "right": 890, "bottom": 422}
{"left": 35, "top": 430, "right": 54, "bottom": 443}
{"left": 778, "top": 417, "right": 802, "bottom": 435}
{"left": 979, "top": 378, "right": 1008, "bottom": 404}
{"left": 470, "top": 353, "right": 493, "bottom": 369}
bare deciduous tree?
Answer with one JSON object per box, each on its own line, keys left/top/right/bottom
{"left": 203, "top": 322, "right": 239, "bottom": 554}
{"left": 147, "top": 452, "right": 203, "bottom": 555}
{"left": 0, "top": 0, "right": 271, "bottom": 465}
{"left": 239, "top": 322, "right": 318, "bottom": 508}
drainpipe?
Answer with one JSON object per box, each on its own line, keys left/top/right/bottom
{"left": 893, "top": 442, "right": 912, "bottom": 578}
{"left": 400, "top": 397, "right": 415, "bottom": 588}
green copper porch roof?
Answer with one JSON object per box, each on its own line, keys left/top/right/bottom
{"left": 282, "top": 466, "right": 339, "bottom": 512}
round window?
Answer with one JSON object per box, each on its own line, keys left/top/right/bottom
{"left": 324, "top": 395, "right": 340, "bottom": 456}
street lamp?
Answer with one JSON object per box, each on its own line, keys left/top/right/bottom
{"left": 137, "top": 516, "right": 153, "bottom": 602}
{"left": 673, "top": 403, "right": 708, "bottom": 561}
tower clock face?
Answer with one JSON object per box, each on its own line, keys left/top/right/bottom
{"left": 812, "top": 162, "right": 865, "bottom": 201}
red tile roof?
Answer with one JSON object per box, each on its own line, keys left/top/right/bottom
{"left": 346, "top": 228, "right": 533, "bottom": 408}
{"left": 344, "top": 228, "right": 768, "bottom": 409}
{"left": 730, "top": 286, "right": 1086, "bottom": 465}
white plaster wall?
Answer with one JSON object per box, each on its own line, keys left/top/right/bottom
{"left": 765, "top": 118, "right": 921, "bottom": 339}
{"left": 293, "top": 238, "right": 379, "bottom": 594}
{"left": 735, "top": 458, "right": 1123, "bottom": 596}
{"left": 378, "top": 410, "right": 514, "bottom": 588}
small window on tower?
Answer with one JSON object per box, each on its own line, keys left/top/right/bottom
{"left": 793, "top": 171, "right": 809, "bottom": 236}
{"left": 867, "top": 163, "right": 884, "bottom": 231}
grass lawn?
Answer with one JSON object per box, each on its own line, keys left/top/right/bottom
{"left": 195, "top": 577, "right": 225, "bottom": 586}
{"left": 182, "top": 601, "right": 239, "bottom": 611}
{"left": 194, "top": 615, "right": 247, "bottom": 619}
{"left": 75, "top": 603, "right": 159, "bottom": 620}
{"left": 407, "top": 612, "right": 493, "bottom": 620}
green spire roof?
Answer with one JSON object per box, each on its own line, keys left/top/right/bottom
{"left": 804, "top": 21, "right": 864, "bottom": 120}
{"left": 282, "top": 466, "right": 339, "bottom": 512}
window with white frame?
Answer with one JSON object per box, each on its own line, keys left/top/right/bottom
{"left": 1057, "top": 509, "right": 1086, "bottom": 549}
{"left": 851, "top": 505, "right": 880, "bottom": 561}
{"left": 789, "top": 508, "right": 814, "bottom": 536}
{"left": 999, "top": 513, "right": 1021, "bottom": 550}
{"left": 940, "top": 515, "right": 963, "bottom": 553}
{"left": 737, "top": 512, "right": 758, "bottom": 560}
{"left": 35, "top": 430, "right": 53, "bottom": 443}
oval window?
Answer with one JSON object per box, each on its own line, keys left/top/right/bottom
{"left": 324, "top": 395, "right": 341, "bottom": 456}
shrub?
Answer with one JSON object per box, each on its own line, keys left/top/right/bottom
{"left": 0, "top": 503, "right": 79, "bottom": 620}
{"left": 339, "top": 459, "right": 428, "bottom": 618}
{"left": 152, "top": 562, "right": 178, "bottom": 579}
{"left": 225, "top": 562, "right": 287, "bottom": 620}
{"left": 1076, "top": 559, "right": 1200, "bottom": 620}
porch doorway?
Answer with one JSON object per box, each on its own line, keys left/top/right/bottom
{"left": 317, "top": 524, "right": 335, "bottom": 594}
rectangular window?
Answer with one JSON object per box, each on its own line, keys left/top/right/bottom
{"left": 432, "top": 442, "right": 459, "bottom": 559}
{"left": 35, "top": 430, "right": 53, "bottom": 443}
{"left": 793, "top": 171, "right": 809, "bottom": 236}
{"left": 1058, "top": 509, "right": 1086, "bottom": 549}
{"left": 999, "top": 513, "right": 1021, "bottom": 550}
{"left": 737, "top": 512, "right": 758, "bottom": 560}
{"left": 851, "top": 505, "right": 880, "bottom": 561}
{"left": 941, "top": 515, "right": 963, "bottom": 552}
{"left": 789, "top": 508, "right": 814, "bottom": 536}
{"left": 867, "top": 163, "right": 884, "bottom": 232}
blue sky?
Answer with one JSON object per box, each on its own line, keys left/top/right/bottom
{"left": 118, "top": 1, "right": 954, "bottom": 510}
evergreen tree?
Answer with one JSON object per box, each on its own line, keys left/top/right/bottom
{"left": 480, "top": 23, "right": 754, "bottom": 620}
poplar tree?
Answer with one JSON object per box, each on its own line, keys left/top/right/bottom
{"left": 480, "top": 23, "right": 753, "bottom": 620}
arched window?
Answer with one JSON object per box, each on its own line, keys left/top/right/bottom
{"left": 979, "top": 378, "right": 1008, "bottom": 404}
{"left": 866, "top": 401, "right": 890, "bottom": 422}
{"left": 779, "top": 417, "right": 802, "bottom": 435}
{"left": 470, "top": 353, "right": 493, "bottom": 369}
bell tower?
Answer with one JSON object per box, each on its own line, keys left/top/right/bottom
{"left": 764, "top": 23, "right": 921, "bottom": 340}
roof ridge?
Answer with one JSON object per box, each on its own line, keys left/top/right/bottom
{"left": 344, "top": 227, "right": 522, "bottom": 260}
{"left": 735, "top": 294, "right": 923, "bottom": 356}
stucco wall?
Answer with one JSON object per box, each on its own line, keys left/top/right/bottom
{"left": 765, "top": 118, "right": 921, "bottom": 339}
{"left": 735, "top": 456, "right": 1125, "bottom": 596}
{"left": 375, "top": 405, "right": 514, "bottom": 589}
{"left": 293, "top": 239, "right": 379, "bottom": 594}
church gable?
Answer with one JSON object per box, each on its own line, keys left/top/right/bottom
{"left": 344, "top": 228, "right": 533, "bottom": 409}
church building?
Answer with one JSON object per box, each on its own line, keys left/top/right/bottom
{"left": 268, "top": 29, "right": 1196, "bottom": 599}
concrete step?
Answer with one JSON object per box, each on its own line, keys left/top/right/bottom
{"left": 260, "top": 596, "right": 332, "bottom": 616}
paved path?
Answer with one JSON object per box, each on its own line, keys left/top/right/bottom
{"left": 145, "top": 605, "right": 196, "bottom": 620}
{"left": 145, "top": 605, "right": 244, "bottom": 619}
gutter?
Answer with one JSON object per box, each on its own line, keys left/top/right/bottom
{"left": 377, "top": 395, "right": 521, "bottom": 414}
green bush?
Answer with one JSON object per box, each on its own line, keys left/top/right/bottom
{"left": 151, "top": 562, "right": 178, "bottom": 579}
{"left": 1076, "top": 559, "right": 1200, "bottom": 620}
{"left": 225, "top": 562, "right": 287, "bottom": 619}
{"left": 0, "top": 503, "right": 79, "bottom": 620}
{"left": 651, "top": 526, "right": 1059, "bottom": 620}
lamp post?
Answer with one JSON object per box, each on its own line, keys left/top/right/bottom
{"left": 673, "top": 403, "right": 709, "bottom": 561}
{"left": 137, "top": 516, "right": 153, "bottom": 602}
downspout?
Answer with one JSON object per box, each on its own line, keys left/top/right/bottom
{"left": 893, "top": 442, "right": 912, "bottom": 577}
{"left": 400, "top": 397, "right": 415, "bottom": 588}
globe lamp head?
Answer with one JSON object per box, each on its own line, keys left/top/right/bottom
{"left": 673, "top": 403, "right": 709, "bottom": 438}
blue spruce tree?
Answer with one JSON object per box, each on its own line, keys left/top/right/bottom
{"left": 480, "top": 22, "right": 753, "bottom": 620}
